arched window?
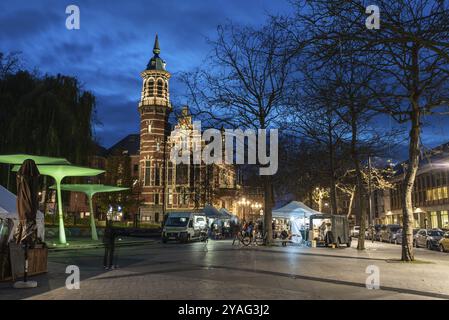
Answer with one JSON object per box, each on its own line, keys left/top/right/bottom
{"left": 146, "top": 79, "right": 154, "bottom": 97}
{"left": 157, "top": 79, "right": 164, "bottom": 97}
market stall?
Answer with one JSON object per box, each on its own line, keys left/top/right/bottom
{"left": 204, "top": 205, "right": 233, "bottom": 239}
{"left": 272, "top": 201, "right": 322, "bottom": 243}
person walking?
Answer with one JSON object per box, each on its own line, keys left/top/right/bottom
{"left": 247, "top": 221, "right": 254, "bottom": 240}
{"left": 231, "top": 222, "right": 241, "bottom": 246}
{"left": 103, "top": 219, "right": 116, "bottom": 270}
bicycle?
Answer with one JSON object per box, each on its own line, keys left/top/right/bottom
{"left": 231, "top": 230, "right": 251, "bottom": 246}
{"left": 253, "top": 231, "right": 266, "bottom": 246}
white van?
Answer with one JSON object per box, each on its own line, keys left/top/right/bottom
{"left": 162, "top": 212, "right": 208, "bottom": 243}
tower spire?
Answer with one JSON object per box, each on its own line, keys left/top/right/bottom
{"left": 153, "top": 34, "right": 160, "bottom": 56}
{"left": 146, "top": 33, "right": 166, "bottom": 71}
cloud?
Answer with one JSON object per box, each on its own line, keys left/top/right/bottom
{"left": 93, "top": 94, "right": 139, "bottom": 148}
{"left": 0, "top": 7, "right": 59, "bottom": 41}
{"left": 1, "top": 0, "right": 293, "bottom": 146}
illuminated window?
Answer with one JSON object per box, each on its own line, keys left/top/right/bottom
{"left": 441, "top": 211, "right": 449, "bottom": 229}
{"left": 168, "top": 189, "right": 173, "bottom": 205}
{"left": 427, "top": 187, "right": 449, "bottom": 201}
{"left": 431, "top": 211, "right": 438, "bottom": 228}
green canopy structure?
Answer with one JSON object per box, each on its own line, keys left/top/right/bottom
{"left": 50, "top": 184, "right": 129, "bottom": 241}
{"left": 12, "top": 165, "right": 105, "bottom": 244}
{"left": 0, "top": 154, "right": 70, "bottom": 189}
{"left": 0, "top": 154, "right": 70, "bottom": 165}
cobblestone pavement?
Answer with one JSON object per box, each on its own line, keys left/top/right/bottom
{"left": 1, "top": 239, "right": 448, "bottom": 300}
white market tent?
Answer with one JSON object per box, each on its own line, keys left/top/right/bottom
{"left": 272, "top": 201, "right": 322, "bottom": 219}
{"left": 272, "top": 201, "right": 322, "bottom": 243}
{"left": 0, "top": 185, "right": 45, "bottom": 242}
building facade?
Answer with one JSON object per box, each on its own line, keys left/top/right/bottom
{"left": 137, "top": 35, "right": 240, "bottom": 223}
{"left": 375, "top": 143, "right": 449, "bottom": 230}
{"left": 54, "top": 36, "right": 261, "bottom": 225}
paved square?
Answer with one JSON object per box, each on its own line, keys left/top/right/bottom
{"left": 1, "top": 240, "right": 448, "bottom": 300}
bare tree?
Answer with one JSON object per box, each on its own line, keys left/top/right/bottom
{"left": 180, "top": 21, "right": 296, "bottom": 243}
{"left": 284, "top": 69, "right": 351, "bottom": 216}
{"left": 337, "top": 165, "right": 395, "bottom": 218}
{"left": 285, "top": 0, "right": 449, "bottom": 260}
{"left": 0, "top": 52, "right": 21, "bottom": 80}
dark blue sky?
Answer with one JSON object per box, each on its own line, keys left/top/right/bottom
{"left": 0, "top": 0, "right": 292, "bottom": 148}
{"left": 1, "top": 0, "right": 449, "bottom": 153}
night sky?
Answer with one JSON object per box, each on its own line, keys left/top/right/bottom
{"left": 1, "top": 0, "right": 448, "bottom": 154}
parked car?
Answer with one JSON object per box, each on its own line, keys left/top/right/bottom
{"left": 438, "top": 232, "right": 449, "bottom": 252}
{"left": 161, "top": 212, "right": 208, "bottom": 243}
{"left": 395, "top": 228, "right": 419, "bottom": 245}
{"left": 414, "top": 229, "right": 445, "bottom": 250}
{"left": 380, "top": 224, "right": 401, "bottom": 243}
{"left": 351, "top": 226, "right": 360, "bottom": 238}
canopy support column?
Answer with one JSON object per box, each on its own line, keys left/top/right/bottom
{"left": 56, "top": 179, "right": 67, "bottom": 244}
{"left": 88, "top": 195, "right": 98, "bottom": 241}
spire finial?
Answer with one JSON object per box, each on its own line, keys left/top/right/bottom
{"left": 153, "top": 34, "right": 160, "bottom": 55}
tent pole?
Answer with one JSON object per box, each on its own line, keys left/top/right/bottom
{"left": 56, "top": 179, "right": 67, "bottom": 244}
{"left": 89, "top": 195, "right": 98, "bottom": 241}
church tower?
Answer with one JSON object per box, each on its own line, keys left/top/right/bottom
{"left": 138, "top": 35, "right": 171, "bottom": 223}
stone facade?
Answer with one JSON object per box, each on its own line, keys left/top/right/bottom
{"left": 137, "top": 36, "right": 240, "bottom": 223}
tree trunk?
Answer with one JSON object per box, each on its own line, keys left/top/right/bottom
{"left": 328, "top": 125, "right": 338, "bottom": 215}
{"left": 347, "top": 189, "right": 355, "bottom": 219}
{"left": 263, "top": 175, "right": 273, "bottom": 244}
{"left": 355, "top": 162, "right": 366, "bottom": 250}
{"left": 401, "top": 110, "right": 419, "bottom": 261}
{"left": 401, "top": 46, "right": 420, "bottom": 261}
{"left": 349, "top": 109, "right": 365, "bottom": 250}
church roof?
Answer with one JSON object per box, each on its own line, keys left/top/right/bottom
{"left": 146, "top": 34, "right": 166, "bottom": 71}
